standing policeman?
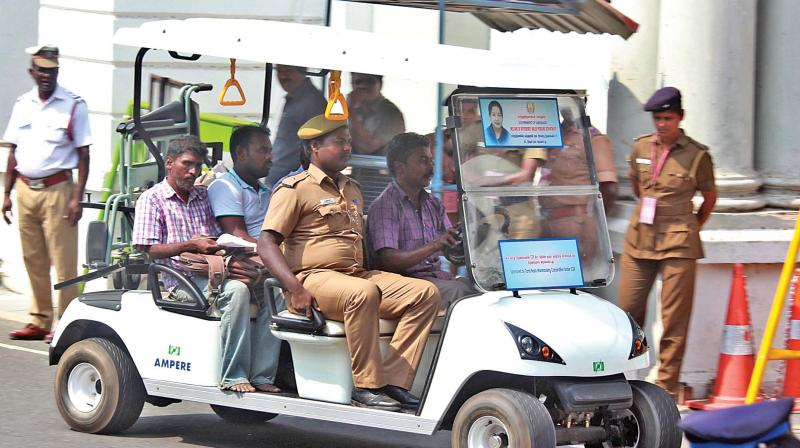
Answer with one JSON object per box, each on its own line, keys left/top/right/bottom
{"left": 618, "top": 87, "right": 717, "bottom": 401}
{"left": 3, "top": 45, "right": 91, "bottom": 340}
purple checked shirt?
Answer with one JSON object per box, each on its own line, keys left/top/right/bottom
{"left": 367, "top": 182, "right": 452, "bottom": 279}
{"left": 132, "top": 179, "right": 221, "bottom": 273}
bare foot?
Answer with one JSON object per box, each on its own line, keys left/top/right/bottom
{"left": 254, "top": 383, "right": 282, "bottom": 393}
{"left": 225, "top": 382, "right": 256, "bottom": 393}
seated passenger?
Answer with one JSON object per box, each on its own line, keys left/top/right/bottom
{"left": 205, "top": 125, "right": 282, "bottom": 393}
{"left": 132, "top": 135, "right": 281, "bottom": 394}
{"left": 347, "top": 73, "right": 405, "bottom": 155}
{"left": 257, "top": 115, "right": 440, "bottom": 412}
{"left": 207, "top": 126, "right": 273, "bottom": 243}
{"left": 368, "top": 132, "right": 479, "bottom": 308}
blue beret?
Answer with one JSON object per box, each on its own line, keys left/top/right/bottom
{"left": 644, "top": 87, "right": 682, "bottom": 112}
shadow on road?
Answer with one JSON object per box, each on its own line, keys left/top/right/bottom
{"left": 123, "top": 413, "right": 449, "bottom": 448}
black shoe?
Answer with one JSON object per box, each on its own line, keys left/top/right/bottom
{"left": 351, "top": 387, "right": 402, "bottom": 412}
{"left": 380, "top": 385, "right": 420, "bottom": 410}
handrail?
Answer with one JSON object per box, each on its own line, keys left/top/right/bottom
{"left": 219, "top": 58, "right": 246, "bottom": 106}
{"left": 746, "top": 209, "right": 800, "bottom": 403}
{"left": 324, "top": 70, "right": 348, "bottom": 121}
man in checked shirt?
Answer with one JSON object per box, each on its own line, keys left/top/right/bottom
{"left": 367, "top": 132, "right": 478, "bottom": 311}
{"left": 132, "top": 135, "right": 281, "bottom": 394}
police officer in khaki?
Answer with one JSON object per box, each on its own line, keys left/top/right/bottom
{"left": 539, "top": 104, "right": 618, "bottom": 264}
{"left": 257, "top": 114, "right": 441, "bottom": 412}
{"left": 3, "top": 45, "right": 91, "bottom": 341}
{"left": 618, "top": 87, "right": 717, "bottom": 401}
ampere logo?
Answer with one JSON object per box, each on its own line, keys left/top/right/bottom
{"left": 154, "top": 358, "right": 192, "bottom": 371}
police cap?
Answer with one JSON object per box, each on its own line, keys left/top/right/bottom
{"left": 26, "top": 44, "right": 59, "bottom": 69}
{"left": 644, "top": 87, "right": 682, "bottom": 112}
{"left": 297, "top": 114, "right": 348, "bottom": 140}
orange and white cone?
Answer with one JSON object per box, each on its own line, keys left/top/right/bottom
{"left": 688, "top": 264, "right": 756, "bottom": 410}
{"left": 782, "top": 269, "right": 800, "bottom": 411}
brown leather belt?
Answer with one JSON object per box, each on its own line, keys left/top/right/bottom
{"left": 541, "top": 204, "right": 591, "bottom": 220}
{"left": 18, "top": 170, "right": 70, "bottom": 190}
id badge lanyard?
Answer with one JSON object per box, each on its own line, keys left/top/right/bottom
{"left": 639, "top": 141, "right": 671, "bottom": 224}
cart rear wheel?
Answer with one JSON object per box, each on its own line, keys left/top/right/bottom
{"left": 210, "top": 404, "right": 278, "bottom": 425}
{"left": 54, "top": 337, "right": 145, "bottom": 434}
{"left": 452, "top": 388, "right": 555, "bottom": 448}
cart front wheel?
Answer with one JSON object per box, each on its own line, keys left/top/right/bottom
{"left": 585, "top": 380, "right": 681, "bottom": 448}
{"left": 54, "top": 337, "right": 145, "bottom": 434}
{"left": 452, "top": 388, "right": 555, "bottom": 448}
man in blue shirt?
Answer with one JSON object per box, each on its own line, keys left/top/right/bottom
{"left": 208, "top": 126, "right": 273, "bottom": 242}
{"left": 207, "top": 125, "right": 282, "bottom": 393}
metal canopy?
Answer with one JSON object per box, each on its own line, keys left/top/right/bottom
{"left": 339, "top": 0, "right": 639, "bottom": 39}
{"left": 113, "top": 19, "right": 596, "bottom": 89}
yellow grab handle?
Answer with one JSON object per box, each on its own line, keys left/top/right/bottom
{"left": 219, "top": 59, "right": 246, "bottom": 106}
{"left": 325, "top": 70, "right": 348, "bottom": 121}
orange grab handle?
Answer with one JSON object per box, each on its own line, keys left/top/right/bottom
{"left": 219, "top": 58, "right": 246, "bottom": 106}
{"left": 325, "top": 70, "right": 348, "bottom": 121}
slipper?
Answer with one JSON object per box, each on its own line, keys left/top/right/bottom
{"left": 254, "top": 383, "right": 282, "bottom": 393}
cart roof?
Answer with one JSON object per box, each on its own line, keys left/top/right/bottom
{"left": 113, "top": 19, "right": 595, "bottom": 89}
{"left": 339, "top": 0, "right": 639, "bottom": 38}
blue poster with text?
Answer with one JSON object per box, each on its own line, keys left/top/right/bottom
{"left": 499, "top": 238, "right": 584, "bottom": 290}
{"left": 479, "top": 97, "right": 563, "bottom": 148}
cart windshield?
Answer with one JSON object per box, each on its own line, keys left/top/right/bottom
{"left": 451, "top": 92, "right": 613, "bottom": 292}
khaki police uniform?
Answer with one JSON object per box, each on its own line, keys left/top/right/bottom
{"left": 263, "top": 163, "right": 441, "bottom": 390}
{"left": 3, "top": 85, "right": 91, "bottom": 330}
{"left": 539, "top": 127, "right": 613, "bottom": 262}
{"left": 618, "top": 130, "right": 715, "bottom": 399}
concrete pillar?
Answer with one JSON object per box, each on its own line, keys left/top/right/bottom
{"left": 607, "top": 0, "right": 661, "bottom": 192}
{"left": 657, "top": 0, "right": 763, "bottom": 211}
{"left": 755, "top": 0, "right": 800, "bottom": 209}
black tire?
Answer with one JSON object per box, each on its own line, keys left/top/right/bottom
{"left": 452, "top": 388, "right": 555, "bottom": 448}
{"left": 210, "top": 404, "right": 278, "bottom": 425}
{"left": 587, "top": 380, "right": 681, "bottom": 448}
{"left": 54, "top": 337, "right": 145, "bottom": 434}
{"left": 112, "top": 271, "right": 141, "bottom": 290}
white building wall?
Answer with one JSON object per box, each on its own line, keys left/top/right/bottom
{"left": 0, "top": 0, "right": 39, "bottom": 140}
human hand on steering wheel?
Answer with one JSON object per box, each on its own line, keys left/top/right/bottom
{"left": 434, "top": 226, "right": 461, "bottom": 252}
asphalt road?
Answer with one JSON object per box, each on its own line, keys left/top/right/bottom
{"left": 0, "top": 318, "right": 451, "bottom": 448}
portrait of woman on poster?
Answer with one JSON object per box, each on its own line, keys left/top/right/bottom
{"left": 484, "top": 100, "right": 510, "bottom": 145}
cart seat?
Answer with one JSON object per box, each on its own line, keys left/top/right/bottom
{"left": 276, "top": 310, "right": 444, "bottom": 336}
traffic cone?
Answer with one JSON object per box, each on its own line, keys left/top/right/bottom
{"left": 782, "top": 269, "right": 800, "bottom": 411}
{"left": 688, "top": 264, "right": 756, "bottom": 410}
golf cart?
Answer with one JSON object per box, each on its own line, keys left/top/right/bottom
{"left": 48, "top": 12, "right": 680, "bottom": 448}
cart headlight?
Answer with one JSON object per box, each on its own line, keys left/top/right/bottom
{"left": 504, "top": 322, "right": 565, "bottom": 365}
{"left": 627, "top": 313, "right": 648, "bottom": 359}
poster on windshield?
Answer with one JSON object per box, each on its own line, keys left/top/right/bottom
{"left": 478, "top": 97, "right": 563, "bottom": 148}
{"left": 498, "top": 238, "right": 584, "bottom": 290}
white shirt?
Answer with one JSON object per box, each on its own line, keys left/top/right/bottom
{"left": 207, "top": 169, "right": 271, "bottom": 239}
{"left": 3, "top": 85, "right": 92, "bottom": 178}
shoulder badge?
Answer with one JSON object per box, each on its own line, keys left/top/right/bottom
{"left": 278, "top": 171, "right": 310, "bottom": 189}
{"left": 634, "top": 133, "right": 654, "bottom": 142}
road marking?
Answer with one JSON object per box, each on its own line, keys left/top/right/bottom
{"left": 0, "top": 342, "right": 48, "bottom": 356}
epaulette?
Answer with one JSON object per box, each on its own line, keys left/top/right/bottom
{"left": 347, "top": 175, "right": 361, "bottom": 188}
{"left": 634, "top": 133, "right": 654, "bottom": 142}
{"left": 277, "top": 171, "right": 310, "bottom": 189}
{"left": 686, "top": 136, "right": 709, "bottom": 152}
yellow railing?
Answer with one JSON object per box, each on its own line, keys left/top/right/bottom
{"left": 746, "top": 210, "right": 800, "bottom": 403}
